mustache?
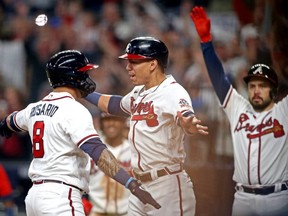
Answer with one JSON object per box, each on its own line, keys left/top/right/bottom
{"left": 252, "top": 95, "right": 263, "bottom": 100}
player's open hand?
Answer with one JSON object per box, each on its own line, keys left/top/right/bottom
{"left": 177, "top": 111, "right": 209, "bottom": 136}
{"left": 128, "top": 179, "right": 161, "bottom": 209}
{"left": 190, "top": 6, "right": 212, "bottom": 42}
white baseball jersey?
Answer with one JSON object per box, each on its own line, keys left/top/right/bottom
{"left": 223, "top": 87, "right": 288, "bottom": 185}
{"left": 88, "top": 139, "right": 131, "bottom": 214}
{"left": 120, "top": 75, "right": 194, "bottom": 172}
{"left": 12, "top": 92, "right": 99, "bottom": 192}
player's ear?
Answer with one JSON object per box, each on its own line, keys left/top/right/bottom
{"left": 149, "top": 59, "right": 157, "bottom": 71}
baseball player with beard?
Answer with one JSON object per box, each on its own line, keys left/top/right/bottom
{"left": 85, "top": 36, "right": 209, "bottom": 215}
{"left": 88, "top": 113, "right": 131, "bottom": 216}
{"left": 190, "top": 6, "right": 288, "bottom": 216}
{"left": 0, "top": 50, "right": 160, "bottom": 216}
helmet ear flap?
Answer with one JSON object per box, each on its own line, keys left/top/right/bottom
{"left": 46, "top": 50, "right": 98, "bottom": 97}
{"left": 270, "top": 87, "right": 278, "bottom": 100}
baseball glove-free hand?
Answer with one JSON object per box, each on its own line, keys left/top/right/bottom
{"left": 128, "top": 179, "right": 161, "bottom": 209}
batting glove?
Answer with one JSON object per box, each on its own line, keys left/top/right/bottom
{"left": 190, "top": 6, "right": 212, "bottom": 43}
{"left": 0, "top": 117, "right": 12, "bottom": 138}
{"left": 128, "top": 179, "right": 161, "bottom": 209}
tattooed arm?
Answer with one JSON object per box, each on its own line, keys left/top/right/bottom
{"left": 80, "top": 138, "right": 128, "bottom": 184}
{"left": 97, "top": 148, "right": 129, "bottom": 184}
{"left": 80, "top": 137, "right": 161, "bottom": 209}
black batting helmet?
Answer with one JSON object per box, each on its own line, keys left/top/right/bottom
{"left": 243, "top": 64, "right": 278, "bottom": 86}
{"left": 119, "top": 36, "right": 169, "bottom": 69}
{"left": 46, "top": 50, "right": 98, "bottom": 97}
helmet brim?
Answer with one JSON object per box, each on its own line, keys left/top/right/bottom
{"left": 78, "top": 63, "right": 99, "bottom": 72}
{"left": 118, "top": 53, "right": 153, "bottom": 60}
{"left": 243, "top": 74, "right": 277, "bottom": 85}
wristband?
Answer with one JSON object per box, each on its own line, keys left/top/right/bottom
{"left": 85, "top": 92, "right": 101, "bottom": 106}
{"left": 125, "top": 177, "right": 134, "bottom": 188}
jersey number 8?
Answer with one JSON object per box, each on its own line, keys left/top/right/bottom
{"left": 32, "top": 121, "right": 45, "bottom": 158}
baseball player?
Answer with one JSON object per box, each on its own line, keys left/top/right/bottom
{"left": 190, "top": 6, "right": 288, "bottom": 216}
{"left": 88, "top": 113, "right": 131, "bottom": 216}
{"left": 0, "top": 50, "right": 160, "bottom": 216}
{"left": 85, "top": 36, "right": 209, "bottom": 215}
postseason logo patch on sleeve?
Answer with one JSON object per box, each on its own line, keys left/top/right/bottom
{"left": 179, "top": 98, "right": 191, "bottom": 108}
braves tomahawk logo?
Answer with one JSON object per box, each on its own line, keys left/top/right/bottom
{"left": 130, "top": 98, "right": 158, "bottom": 127}
{"left": 234, "top": 113, "right": 285, "bottom": 139}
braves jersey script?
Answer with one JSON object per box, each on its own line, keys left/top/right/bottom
{"left": 89, "top": 139, "right": 131, "bottom": 214}
{"left": 120, "top": 75, "right": 194, "bottom": 172}
{"left": 11, "top": 92, "right": 99, "bottom": 192}
{"left": 223, "top": 87, "right": 288, "bottom": 185}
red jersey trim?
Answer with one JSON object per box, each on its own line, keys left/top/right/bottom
{"left": 223, "top": 85, "right": 233, "bottom": 109}
{"left": 77, "top": 134, "right": 99, "bottom": 147}
{"left": 42, "top": 95, "right": 74, "bottom": 102}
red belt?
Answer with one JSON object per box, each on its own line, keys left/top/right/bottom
{"left": 33, "top": 179, "right": 83, "bottom": 192}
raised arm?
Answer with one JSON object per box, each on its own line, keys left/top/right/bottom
{"left": 190, "top": 6, "right": 231, "bottom": 104}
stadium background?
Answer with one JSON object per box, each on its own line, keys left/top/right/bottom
{"left": 0, "top": 0, "right": 287, "bottom": 215}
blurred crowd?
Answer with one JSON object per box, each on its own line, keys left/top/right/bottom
{"left": 0, "top": 0, "right": 287, "bottom": 214}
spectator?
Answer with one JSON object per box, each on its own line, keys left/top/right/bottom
{"left": 88, "top": 113, "right": 131, "bottom": 216}
{"left": 0, "top": 164, "right": 17, "bottom": 216}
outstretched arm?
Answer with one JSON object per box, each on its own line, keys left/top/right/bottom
{"left": 85, "top": 92, "right": 128, "bottom": 117}
{"left": 190, "top": 6, "right": 231, "bottom": 104}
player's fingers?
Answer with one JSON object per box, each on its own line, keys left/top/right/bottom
{"left": 199, "top": 6, "right": 207, "bottom": 19}
{"left": 199, "top": 128, "right": 209, "bottom": 134}
{"left": 191, "top": 116, "right": 201, "bottom": 125}
{"left": 150, "top": 200, "right": 161, "bottom": 209}
{"left": 199, "top": 129, "right": 209, "bottom": 135}
{"left": 190, "top": 7, "right": 199, "bottom": 21}
{"left": 191, "top": 7, "right": 198, "bottom": 19}
{"left": 197, "top": 124, "right": 208, "bottom": 130}
{"left": 195, "top": 6, "right": 203, "bottom": 18}
{"left": 144, "top": 193, "right": 161, "bottom": 209}
{"left": 197, "top": 125, "right": 209, "bottom": 135}
{"left": 190, "top": 12, "right": 195, "bottom": 21}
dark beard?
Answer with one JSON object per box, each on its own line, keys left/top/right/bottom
{"left": 249, "top": 98, "right": 272, "bottom": 112}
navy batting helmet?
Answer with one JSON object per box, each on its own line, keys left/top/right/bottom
{"left": 119, "top": 36, "right": 169, "bottom": 69}
{"left": 46, "top": 50, "right": 98, "bottom": 97}
{"left": 243, "top": 64, "right": 278, "bottom": 86}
